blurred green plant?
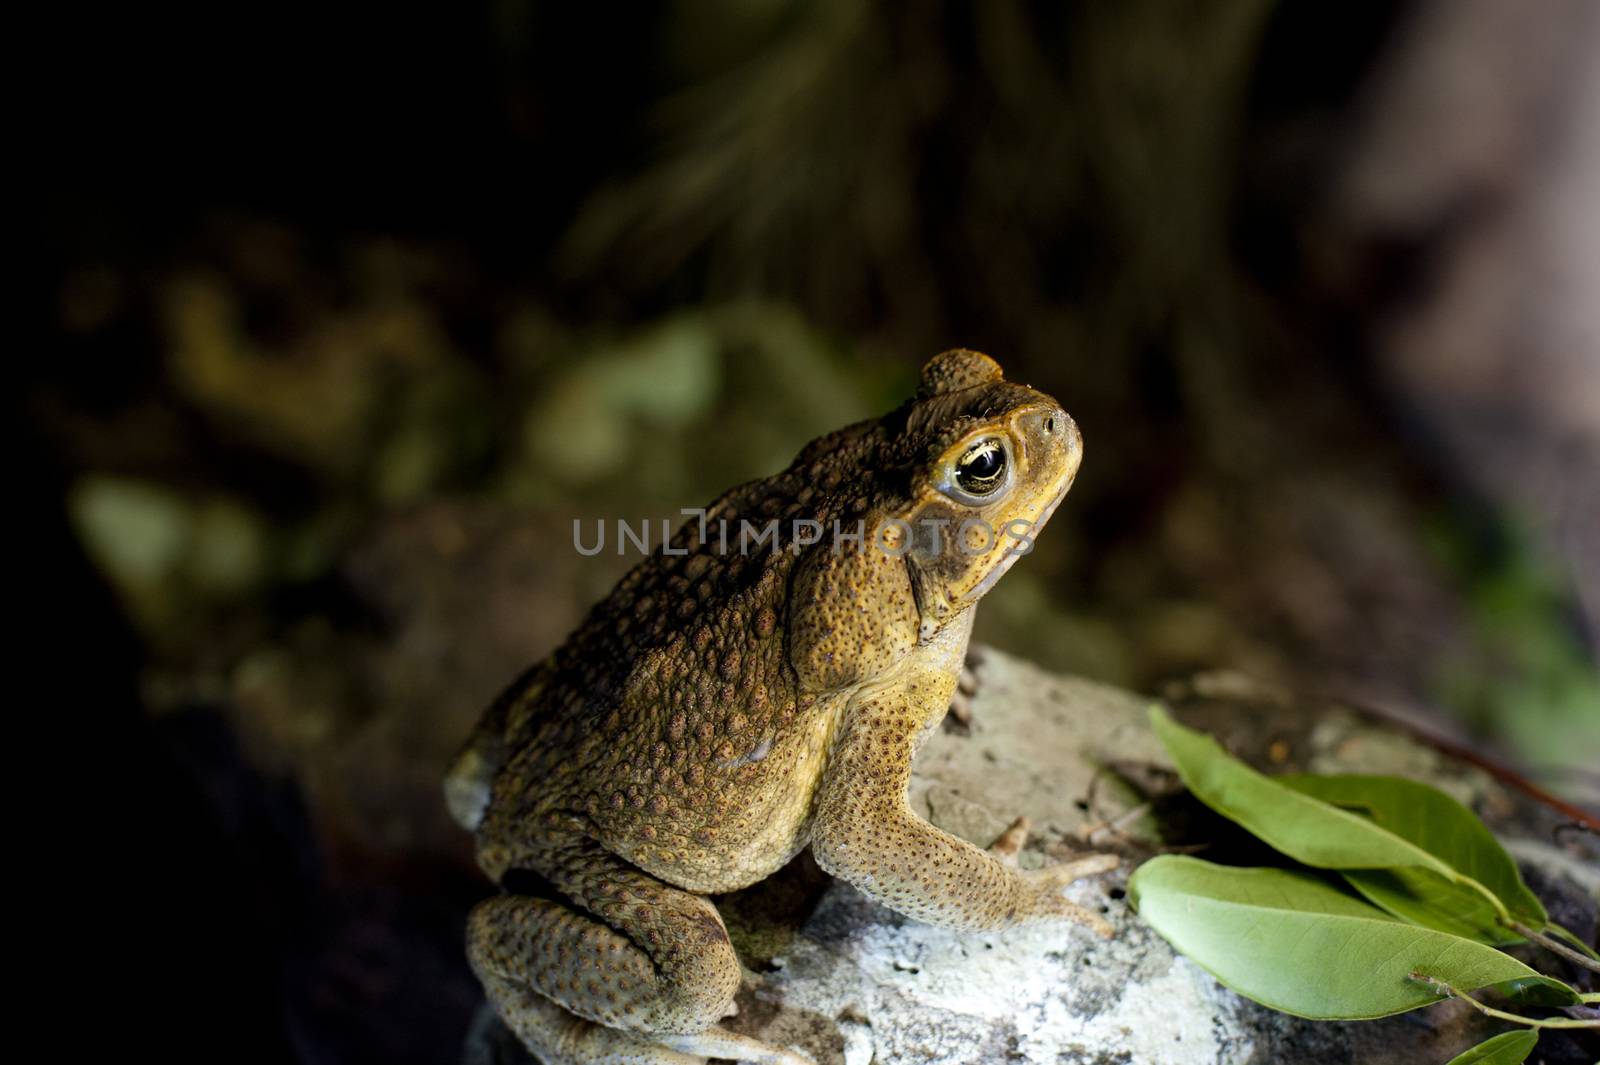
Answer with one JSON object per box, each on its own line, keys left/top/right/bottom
{"left": 1425, "top": 511, "right": 1600, "bottom": 781}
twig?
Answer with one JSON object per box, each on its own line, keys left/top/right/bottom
{"left": 1553, "top": 822, "right": 1598, "bottom": 847}
{"left": 1408, "top": 972, "right": 1600, "bottom": 1029}
{"left": 1328, "top": 690, "right": 1600, "bottom": 831}
{"left": 1506, "top": 920, "right": 1600, "bottom": 974}
{"left": 1543, "top": 921, "right": 1600, "bottom": 963}
{"left": 1079, "top": 801, "right": 1155, "bottom": 846}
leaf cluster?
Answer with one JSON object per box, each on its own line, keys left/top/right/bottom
{"left": 1129, "top": 708, "right": 1598, "bottom": 1064}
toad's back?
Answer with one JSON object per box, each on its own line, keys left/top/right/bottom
{"left": 454, "top": 420, "right": 893, "bottom": 892}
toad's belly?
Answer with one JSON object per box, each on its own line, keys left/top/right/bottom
{"left": 590, "top": 696, "right": 844, "bottom": 894}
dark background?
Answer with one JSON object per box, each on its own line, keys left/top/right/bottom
{"left": 29, "top": 2, "right": 1598, "bottom": 1062}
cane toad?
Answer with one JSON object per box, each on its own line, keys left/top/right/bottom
{"left": 446, "top": 349, "right": 1117, "bottom": 1064}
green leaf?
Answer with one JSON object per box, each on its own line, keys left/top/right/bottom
{"left": 1495, "top": 976, "right": 1586, "bottom": 1008}
{"left": 1150, "top": 706, "right": 1457, "bottom": 871}
{"left": 1148, "top": 707, "right": 1515, "bottom": 938}
{"left": 1280, "top": 774, "right": 1546, "bottom": 938}
{"left": 1127, "top": 855, "right": 1578, "bottom": 1020}
{"left": 1337, "top": 868, "right": 1518, "bottom": 944}
{"left": 1442, "top": 1030, "right": 1538, "bottom": 1065}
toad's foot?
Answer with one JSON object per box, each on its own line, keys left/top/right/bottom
{"left": 661, "top": 1028, "right": 812, "bottom": 1064}
{"left": 482, "top": 987, "right": 810, "bottom": 1065}
{"left": 989, "top": 816, "right": 1120, "bottom": 938}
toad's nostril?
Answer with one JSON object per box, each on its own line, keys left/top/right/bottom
{"left": 1043, "top": 414, "right": 1057, "bottom": 435}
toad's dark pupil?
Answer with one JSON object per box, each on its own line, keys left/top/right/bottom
{"left": 956, "top": 442, "right": 1005, "bottom": 493}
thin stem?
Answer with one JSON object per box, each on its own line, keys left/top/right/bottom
{"left": 1581, "top": 992, "right": 1600, "bottom": 1005}
{"left": 1079, "top": 800, "right": 1154, "bottom": 846}
{"left": 1506, "top": 920, "right": 1600, "bottom": 975}
{"left": 1457, "top": 873, "right": 1514, "bottom": 926}
{"left": 1329, "top": 691, "right": 1600, "bottom": 830}
{"left": 1408, "top": 972, "right": 1600, "bottom": 1030}
{"left": 1544, "top": 921, "right": 1600, "bottom": 963}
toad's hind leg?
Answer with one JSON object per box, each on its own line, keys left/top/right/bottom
{"left": 473, "top": 970, "right": 703, "bottom": 1065}
{"left": 467, "top": 840, "right": 808, "bottom": 1064}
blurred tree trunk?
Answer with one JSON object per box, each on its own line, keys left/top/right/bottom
{"left": 1323, "top": 0, "right": 1600, "bottom": 655}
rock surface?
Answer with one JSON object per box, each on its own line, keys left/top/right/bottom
{"left": 465, "top": 647, "right": 1599, "bottom": 1065}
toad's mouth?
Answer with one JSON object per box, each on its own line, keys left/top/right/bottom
{"left": 967, "top": 470, "right": 1074, "bottom": 600}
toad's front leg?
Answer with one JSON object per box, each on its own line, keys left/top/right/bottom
{"left": 809, "top": 689, "right": 1117, "bottom": 935}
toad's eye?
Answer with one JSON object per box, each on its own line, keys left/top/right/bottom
{"left": 953, "top": 438, "right": 1007, "bottom": 498}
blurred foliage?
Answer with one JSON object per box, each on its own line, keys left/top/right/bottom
{"left": 38, "top": 0, "right": 1597, "bottom": 840}
{"left": 1428, "top": 516, "right": 1600, "bottom": 777}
